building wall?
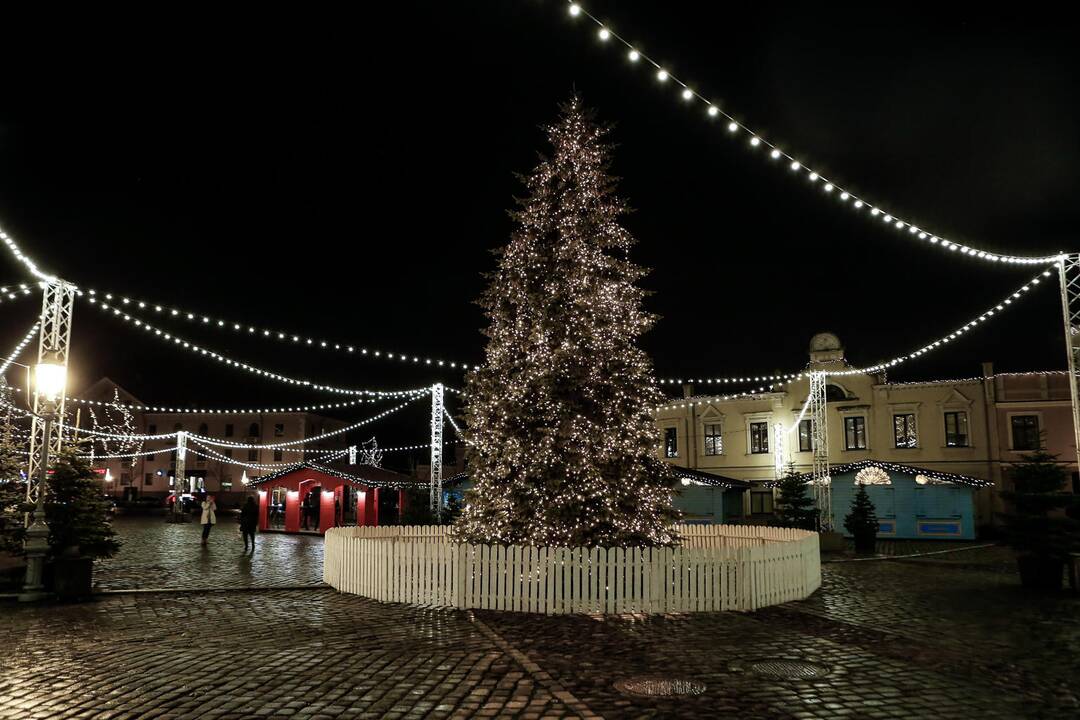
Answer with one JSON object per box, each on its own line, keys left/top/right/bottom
{"left": 828, "top": 473, "right": 977, "bottom": 540}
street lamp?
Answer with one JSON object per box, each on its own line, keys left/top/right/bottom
{"left": 19, "top": 352, "right": 67, "bottom": 601}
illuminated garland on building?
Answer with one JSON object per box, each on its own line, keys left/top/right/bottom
{"left": 246, "top": 461, "right": 422, "bottom": 489}
{"left": 563, "top": 2, "right": 1063, "bottom": 266}
{"left": 777, "top": 459, "right": 992, "bottom": 487}
{"left": 89, "top": 298, "right": 432, "bottom": 397}
{"left": 79, "top": 287, "right": 479, "bottom": 372}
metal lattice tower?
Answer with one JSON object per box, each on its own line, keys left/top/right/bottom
{"left": 25, "top": 281, "right": 75, "bottom": 508}
{"left": 174, "top": 431, "right": 187, "bottom": 501}
{"left": 808, "top": 371, "right": 832, "bottom": 529}
{"left": 1057, "top": 254, "right": 1080, "bottom": 470}
{"left": 429, "top": 383, "right": 444, "bottom": 517}
{"left": 772, "top": 422, "right": 785, "bottom": 481}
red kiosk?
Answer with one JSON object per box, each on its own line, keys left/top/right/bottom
{"left": 249, "top": 462, "right": 418, "bottom": 534}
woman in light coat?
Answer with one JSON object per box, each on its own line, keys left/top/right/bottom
{"left": 200, "top": 496, "right": 217, "bottom": 546}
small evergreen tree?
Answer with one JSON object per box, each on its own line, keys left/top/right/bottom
{"left": 44, "top": 446, "right": 120, "bottom": 560}
{"left": 454, "top": 96, "right": 676, "bottom": 548}
{"left": 999, "top": 448, "right": 1080, "bottom": 562}
{"left": 844, "top": 484, "right": 879, "bottom": 553}
{"left": 774, "top": 464, "right": 817, "bottom": 530}
{"left": 0, "top": 431, "right": 26, "bottom": 555}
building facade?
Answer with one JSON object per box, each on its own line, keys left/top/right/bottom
{"left": 654, "top": 333, "right": 1079, "bottom": 530}
{"left": 78, "top": 378, "right": 348, "bottom": 506}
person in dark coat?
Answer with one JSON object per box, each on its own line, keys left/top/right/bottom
{"left": 240, "top": 496, "right": 258, "bottom": 553}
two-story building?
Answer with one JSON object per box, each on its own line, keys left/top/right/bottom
{"left": 655, "top": 333, "right": 1078, "bottom": 536}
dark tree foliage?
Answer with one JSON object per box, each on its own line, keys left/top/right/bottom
{"left": 999, "top": 448, "right": 1080, "bottom": 561}
{"left": 43, "top": 446, "right": 120, "bottom": 560}
{"left": 774, "top": 464, "right": 817, "bottom": 530}
{"left": 843, "top": 484, "right": 879, "bottom": 538}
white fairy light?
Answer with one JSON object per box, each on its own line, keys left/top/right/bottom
{"left": 707, "top": 105, "right": 718, "bottom": 117}
{"left": 598, "top": 28, "right": 610, "bottom": 41}
{"left": 0, "top": 321, "right": 39, "bottom": 375}
{"left": 628, "top": 49, "right": 639, "bottom": 62}
{"left": 682, "top": 88, "right": 693, "bottom": 100}
{"left": 556, "top": 0, "right": 1064, "bottom": 266}
{"left": 657, "top": 69, "right": 669, "bottom": 81}
{"left": 749, "top": 136, "right": 760, "bottom": 147}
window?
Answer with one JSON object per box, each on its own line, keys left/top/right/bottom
{"left": 225, "top": 423, "right": 234, "bottom": 437}
{"left": 944, "top": 411, "right": 970, "bottom": 447}
{"left": 664, "top": 427, "right": 678, "bottom": 458}
{"left": 1011, "top": 415, "right": 1040, "bottom": 451}
{"left": 703, "top": 423, "right": 723, "bottom": 455}
{"left": 198, "top": 423, "right": 209, "bottom": 436}
{"left": 248, "top": 423, "right": 259, "bottom": 438}
{"left": 750, "top": 490, "right": 774, "bottom": 514}
{"left": 221, "top": 475, "right": 232, "bottom": 490}
{"left": 749, "top": 422, "right": 769, "bottom": 454}
{"left": 798, "top": 419, "right": 813, "bottom": 452}
{"left": 274, "top": 423, "right": 285, "bottom": 437}
{"left": 248, "top": 448, "right": 258, "bottom": 462}
{"left": 273, "top": 449, "right": 283, "bottom": 461}
{"left": 844, "top": 416, "right": 867, "bottom": 450}
{"left": 893, "top": 413, "right": 917, "bottom": 448}
{"left": 144, "top": 473, "right": 153, "bottom": 486}
{"left": 147, "top": 424, "right": 157, "bottom": 435}
{"left": 223, "top": 448, "right": 233, "bottom": 459}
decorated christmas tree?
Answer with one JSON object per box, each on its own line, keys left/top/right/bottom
{"left": 844, "top": 483, "right": 879, "bottom": 554}
{"left": 454, "top": 96, "right": 677, "bottom": 548}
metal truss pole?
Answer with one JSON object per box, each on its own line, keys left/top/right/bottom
{"left": 1056, "top": 254, "right": 1080, "bottom": 471}
{"left": 429, "top": 383, "right": 444, "bottom": 520}
{"left": 773, "top": 422, "right": 785, "bottom": 481}
{"left": 170, "top": 431, "right": 188, "bottom": 522}
{"left": 809, "top": 371, "right": 832, "bottom": 530}
{"left": 25, "top": 281, "right": 75, "bottom": 512}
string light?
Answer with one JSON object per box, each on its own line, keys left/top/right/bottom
{"left": 78, "top": 287, "right": 479, "bottom": 372}
{"left": 660, "top": 373, "right": 802, "bottom": 386}
{"left": 0, "top": 321, "right": 39, "bottom": 375}
{"left": 186, "top": 395, "right": 426, "bottom": 449}
{"left": 0, "top": 224, "right": 60, "bottom": 283}
{"left": 248, "top": 461, "right": 422, "bottom": 489}
{"left": 89, "top": 299, "right": 432, "bottom": 398}
{"left": 562, "top": 1, "right": 1064, "bottom": 266}
{"left": 0, "top": 283, "right": 34, "bottom": 305}
{"left": 61, "top": 390, "right": 423, "bottom": 416}
{"left": 186, "top": 441, "right": 349, "bottom": 470}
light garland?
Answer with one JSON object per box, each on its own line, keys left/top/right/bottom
{"left": 0, "top": 283, "right": 35, "bottom": 305}
{"left": 0, "top": 224, "right": 60, "bottom": 283}
{"left": 186, "top": 394, "right": 425, "bottom": 449}
{"left": 186, "top": 441, "right": 349, "bottom": 470}
{"left": 854, "top": 466, "right": 892, "bottom": 486}
{"left": 78, "top": 287, "right": 479, "bottom": 372}
{"left": 563, "top": 2, "right": 1064, "bottom": 266}
{"left": 0, "top": 321, "right": 39, "bottom": 376}
{"left": 61, "top": 390, "right": 423, "bottom": 415}
{"left": 828, "top": 269, "right": 1053, "bottom": 376}
{"left": 90, "top": 299, "right": 432, "bottom": 398}
{"left": 654, "top": 391, "right": 781, "bottom": 412}
{"left": 660, "top": 373, "right": 802, "bottom": 386}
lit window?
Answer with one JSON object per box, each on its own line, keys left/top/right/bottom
{"left": 844, "top": 416, "right": 867, "bottom": 450}
{"left": 703, "top": 423, "right": 723, "bottom": 455}
{"left": 893, "top": 414, "right": 917, "bottom": 448}
{"left": 749, "top": 422, "right": 770, "bottom": 454}
{"left": 664, "top": 427, "right": 678, "bottom": 458}
{"left": 944, "top": 411, "right": 970, "bottom": 447}
{"left": 798, "top": 419, "right": 813, "bottom": 452}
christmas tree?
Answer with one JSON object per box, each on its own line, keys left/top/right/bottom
{"left": 774, "top": 463, "right": 817, "bottom": 530}
{"left": 844, "top": 483, "right": 879, "bottom": 554}
{"left": 454, "top": 96, "right": 677, "bottom": 548}
{"left": 0, "top": 423, "right": 26, "bottom": 555}
{"left": 44, "top": 445, "right": 120, "bottom": 560}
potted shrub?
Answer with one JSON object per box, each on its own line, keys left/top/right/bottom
{"left": 1000, "top": 448, "right": 1080, "bottom": 591}
{"left": 42, "top": 447, "right": 121, "bottom": 599}
{"left": 844, "top": 483, "right": 879, "bottom": 555}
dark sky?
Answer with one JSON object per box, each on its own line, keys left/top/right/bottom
{"left": 0, "top": 2, "right": 1076, "bottom": 463}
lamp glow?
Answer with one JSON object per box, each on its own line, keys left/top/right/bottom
{"left": 34, "top": 357, "right": 67, "bottom": 402}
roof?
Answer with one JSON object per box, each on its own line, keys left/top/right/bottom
{"left": 247, "top": 462, "right": 422, "bottom": 489}
{"left": 671, "top": 466, "right": 751, "bottom": 489}
{"left": 775, "top": 459, "right": 991, "bottom": 488}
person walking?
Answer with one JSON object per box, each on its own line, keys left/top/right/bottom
{"left": 200, "top": 495, "right": 217, "bottom": 546}
{"left": 240, "top": 496, "right": 258, "bottom": 553}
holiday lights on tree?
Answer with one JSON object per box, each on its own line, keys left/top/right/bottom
{"left": 89, "top": 389, "right": 143, "bottom": 461}
{"left": 454, "top": 95, "right": 677, "bottom": 548}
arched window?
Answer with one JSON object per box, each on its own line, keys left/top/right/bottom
{"left": 248, "top": 423, "right": 260, "bottom": 438}
{"left": 826, "top": 384, "right": 848, "bottom": 402}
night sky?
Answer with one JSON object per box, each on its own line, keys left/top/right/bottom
{"left": 1, "top": 2, "right": 1077, "bottom": 465}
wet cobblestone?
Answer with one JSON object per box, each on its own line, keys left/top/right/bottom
{"left": 1, "top": 527, "right": 1078, "bottom": 718}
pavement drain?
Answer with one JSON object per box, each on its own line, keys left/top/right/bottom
{"left": 744, "top": 659, "right": 833, "bottom": 680}
{"left": 613, "top": 676, "right": 707, "bottom": 698}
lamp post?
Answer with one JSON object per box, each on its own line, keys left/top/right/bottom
{"left": 19, "top": 353, "right": 67, "bottom": 601}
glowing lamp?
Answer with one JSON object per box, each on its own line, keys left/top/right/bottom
{"left": 34, "top": 353, "right": 67, "bottom": 402}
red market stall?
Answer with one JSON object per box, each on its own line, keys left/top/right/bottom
{"left": 248, "top": 462, "right": 419, "bottom": 534}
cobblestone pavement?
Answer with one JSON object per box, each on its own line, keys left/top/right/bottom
{"left": 1, "top": 543, "right": 1077, "bottom": 719}
{"left": 94, "top": 516, "right": 325, "bottom": 590}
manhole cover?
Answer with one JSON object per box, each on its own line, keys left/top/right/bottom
{"left": 613, "top": 676, "right": 706, "bottom": 697}
{"left": 746, "top": 659, "right": 832, "bottom": 680}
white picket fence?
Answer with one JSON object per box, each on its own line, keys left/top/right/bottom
{"left": 323, "top": 523, "right": 821, "bottom": 614}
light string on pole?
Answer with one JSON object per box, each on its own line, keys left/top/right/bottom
{"left": 0, "top": 322, "right": 40, "bottom": 376}
{"left": 563, "top": 2, "right": 1063, "bottom": 266}
{"left": 59, "top": 389, "right": 424, "bottom": 415}
{"left": 186, "top": 440, "right": 350, "bottom": 470}
{"left": 89, "top": 298, "right": 433, "bottom": 397}
{"left": 827, "top": 268, "right": 1054, "bottom": 376}
{"left": 186, "top": 394, "right": 426, "bottom": 450}
{"left": 0, "top": 224, "right": 61, "bottom": 283}
{"left": 78, "top": 287, "right": 480, "bottom": 372}
{"left": 658, "top": 268, "right": 1054, "bottom": 388}
{"left": 0, "top": 283, "right": 35, "bottom": 305}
